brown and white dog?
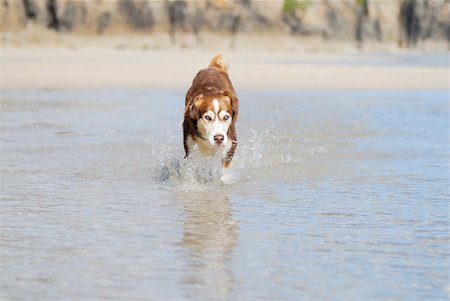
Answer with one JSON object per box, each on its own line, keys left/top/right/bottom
{"left": 183, "top": 54, "right": 239, "bottom": 168}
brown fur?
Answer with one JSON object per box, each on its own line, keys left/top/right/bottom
{"left": 183, "top": 54, "right": 239, "bottom": 168}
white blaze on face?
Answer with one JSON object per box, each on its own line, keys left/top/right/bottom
{"left": 199, "top": 98, "right": 232, "bottom": 149}
{"left": 213, "top": 98, "right": 219, "bottom": 115}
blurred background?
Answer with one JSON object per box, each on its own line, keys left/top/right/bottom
{"left": 0, "top": 0, "right": 448, "bottom": 50}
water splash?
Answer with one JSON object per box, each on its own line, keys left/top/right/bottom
{"left": 155, "top": 150, "right": 225, "bottom": 185}
{"left": 151, "top": 125, "right": 310, "bottom": 187}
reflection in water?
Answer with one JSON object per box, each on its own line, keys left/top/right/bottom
{"left": 179, "top": 193, "right": 237, "bottom": 300}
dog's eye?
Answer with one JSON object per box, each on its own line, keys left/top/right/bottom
{"left": 204, "top": 115, "right": 212, "bottom": 121}
{"left": 223, "top": 115, "right": 230, "bottom": 121}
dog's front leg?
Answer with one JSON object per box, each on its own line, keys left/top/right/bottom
{"left": 183, "top": 134, "right": 195, "bottom": 159}
{"left": 183, "top": 118, "right": 193, "bottom": 158}
{"left": 223, "top": 139, "right": 237, "bottom": 168}
{"left": 223, "top": 124, "right": 237, "bottom": 168}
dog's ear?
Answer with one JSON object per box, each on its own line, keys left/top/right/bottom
{"left": 188, "top": 94, "right": 203, "bottom": 120}
{"left": 221, "top": 91, "right": 239, "bottom": 122}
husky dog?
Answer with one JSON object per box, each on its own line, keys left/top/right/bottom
{"left": 183, "top": 54, "right": 239, "bottom": 168}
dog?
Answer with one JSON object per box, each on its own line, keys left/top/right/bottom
{"left": 183, "top": 54, "right": 239, "bottom": 168}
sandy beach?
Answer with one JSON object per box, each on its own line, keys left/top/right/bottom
{"left": 0, "top": 41, "right": 448, "bottom": 91}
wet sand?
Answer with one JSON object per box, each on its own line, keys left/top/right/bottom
{"left": 0, "top": 47, "right": 448, "bottom": 91}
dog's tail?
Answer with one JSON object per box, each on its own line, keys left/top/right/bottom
{"left": 208, "top": 54, "right": 228, "bottom": 73}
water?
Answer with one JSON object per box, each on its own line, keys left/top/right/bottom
{"left": 0, "top": 89, "right": 448, "bottom": 301}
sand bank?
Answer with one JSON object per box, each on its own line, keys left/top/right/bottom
{"left": 0, "top": 46, "right": 447, "bottom": 91}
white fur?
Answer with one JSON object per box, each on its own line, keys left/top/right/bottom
{"left": 213, "top": 99, "right": 219, "bottom": 114}
{"left": 196, "top": 99, "right": 232, "bottom": 156}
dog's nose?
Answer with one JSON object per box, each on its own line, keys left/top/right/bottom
{"left": 214, "top": 134, "right": 224, "bottom": 145}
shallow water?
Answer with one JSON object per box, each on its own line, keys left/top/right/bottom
{"left": 0, "top": 89, "right": 448, "bottom": 301}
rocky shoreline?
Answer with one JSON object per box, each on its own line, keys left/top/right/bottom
{"left": 1, "top": 0, "right": 448, "bottom": 50}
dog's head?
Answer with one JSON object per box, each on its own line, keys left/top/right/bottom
{"left": 187, "top": 91, "right": 237, "bottom": 148}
